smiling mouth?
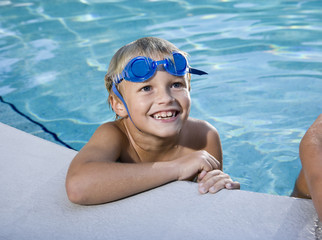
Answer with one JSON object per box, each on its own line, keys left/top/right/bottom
{"left": 152, "top": 110, "right": 179, "bottom": 120}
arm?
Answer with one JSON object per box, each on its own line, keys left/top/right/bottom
{"left": 66, "top": 123, "right": 177, "bottom": 204}
{"left": 66, "top": 123, "right": 221, "bottom": 205}
{"left": 298, "top": 114, "right": 322, "bottom": 220}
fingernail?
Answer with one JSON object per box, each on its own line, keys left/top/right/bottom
{"left": 225, "top": 183, "right": 232, "bottom": 189}
{"left": 199, "top": 187, "right": 206, "bottom": 194}
{"left": 209, "top": 187, "right": 216, "bottom": 193}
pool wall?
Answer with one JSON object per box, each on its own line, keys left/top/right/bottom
{"left": 0, "top": 122, "right": 319, "bottom": 240}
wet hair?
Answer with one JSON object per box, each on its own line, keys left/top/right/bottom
{"left": 104, "top": 37, "right": 190, "bottom": 117}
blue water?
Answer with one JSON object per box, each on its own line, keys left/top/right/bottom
{"left": 1, "top": 0, "right": 322, "bottom": 196}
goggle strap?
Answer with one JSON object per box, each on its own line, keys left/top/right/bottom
{"left": 112, "top": 83, "right": 135, "bottom": 124}
{"left": 115, "top": 73, "right": 124, "bottom": 84}
{"left": 189, "top": 68, "right": 208, "bottom": 75}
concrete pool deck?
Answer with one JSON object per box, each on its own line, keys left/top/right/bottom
{"left": 0, "top": 122, "right": 319, "bottom": 239}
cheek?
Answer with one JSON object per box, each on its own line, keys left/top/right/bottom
{"left": 127, "top": 95, "right": 150, "bottom": 113}
{"left": 180, "top": 90, "right": 191, "bottom": 108}
{"left": 186, "top": 96, "right": 191, "bottom": 113}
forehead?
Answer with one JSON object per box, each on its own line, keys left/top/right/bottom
{"left": 126, "top": 52, "right": 172, "bottom": 63}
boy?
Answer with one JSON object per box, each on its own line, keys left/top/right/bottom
{"left": 66, "top": 37, "right": 240, "bottom": 205}
{"left": 292, "top": 114, "right": 322, "bottom": 221}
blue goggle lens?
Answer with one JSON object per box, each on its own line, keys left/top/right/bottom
{"left": 167, "top": 53, "right": 187, "bottom": 75}
{"left": 131, "top": 58, "right": 150, "bottom": 78}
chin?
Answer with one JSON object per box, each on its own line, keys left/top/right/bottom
{"left": 155, "top": 126, "right": 182, "bottom": 138}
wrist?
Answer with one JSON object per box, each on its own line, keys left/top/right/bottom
{"left": 153, "top": 160, "right": 180, "bottom": 182}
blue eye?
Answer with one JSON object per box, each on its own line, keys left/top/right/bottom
{"left": 141, "top": 85, "right": 151, "bottom": 92}
{"left": 172, "top": 82, "right": 183, "bottom": 88}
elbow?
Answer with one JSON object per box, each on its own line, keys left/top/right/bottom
{"left": 65, "top": 177, "right": 88, "bottom": 205}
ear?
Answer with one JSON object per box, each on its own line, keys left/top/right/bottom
{"left": 109, "top": 94, "right": 128, "bottom": 118}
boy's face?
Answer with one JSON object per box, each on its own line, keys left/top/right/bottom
{"left": 119, "top": 67, "right": 191, "bottom": 138}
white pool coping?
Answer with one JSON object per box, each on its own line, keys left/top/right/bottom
{"left": 0, "top": 122, "right": 319, "bottom": 239}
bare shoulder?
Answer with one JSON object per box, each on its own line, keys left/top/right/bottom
{"left": 310, "top": 114, "right": 322, "bottom": 136}
{"left": 301, "top": 114, "right": 322, "bottom": 146}
{"left": 184, "top": 117, "right": 220, "bottom": 139}
{"left": 73, "top": 120, "right": 128, "bottom": 164}
{"left": 183, "top": 118, "right": 222, "bottom": 163}
{"left": 89, "top": 120, "right": 126, "bottom": 144}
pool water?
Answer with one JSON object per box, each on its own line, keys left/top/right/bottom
{"left": 1, "top": 0, "right": 322, "bottom": 196}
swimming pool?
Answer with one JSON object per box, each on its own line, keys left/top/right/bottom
{"left": 1, "top": 0, "right": 321, "bottom": 196}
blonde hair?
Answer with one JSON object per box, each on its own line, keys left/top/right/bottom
{"left": 104, "top": 37, "right": 190, "bottom": 117}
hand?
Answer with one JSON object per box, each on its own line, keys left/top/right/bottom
{"left": 197, "top": 169, "right": 240, "bottom": 194}
{"left": 175, "top": 150, "right": 221, "bottom": 181}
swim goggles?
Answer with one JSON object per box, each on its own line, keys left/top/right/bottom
{"left": 111, "top": 52, "right": 207, "bottom": 126}
{"left": 113, "top": 52, "right": 208, "bottom": 84}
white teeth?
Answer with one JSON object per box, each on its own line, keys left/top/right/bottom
{"left": 153, "top": 111, "right": 176, "bottom": 119}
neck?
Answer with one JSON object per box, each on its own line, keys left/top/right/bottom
{"left": 122, "top": 118, "right": 180, "bottom": 154}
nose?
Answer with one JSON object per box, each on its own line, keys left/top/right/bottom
{"left": 155, "top": 87, "right": 174, "bottom": 105}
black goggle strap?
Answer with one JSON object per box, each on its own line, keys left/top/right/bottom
{"left": 189, "top": 67, "right": 208, "bottom": 75}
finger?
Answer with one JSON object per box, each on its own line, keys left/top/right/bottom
{"left": 207, "top": 155, "right": 221, "bottom": 170}
{"left": 197, "top": 170, "right": 207, "bottom": 182}
{"left": 208, "top": 178, "right": 232, "bottom": 194}
{"left": 199, "top": 172, "right": 230, "bottom": 194}
{"left": 198, "top": 170, "right": 223, "bottom": 184}
{"left": 199, "top": 151, "right": 220, "bottom": 171}
{"left": 225, "top": 181, "right": 240, "bottom": 190}
{"left": 198, "top": 184, "right": 208, "bottom": 194}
